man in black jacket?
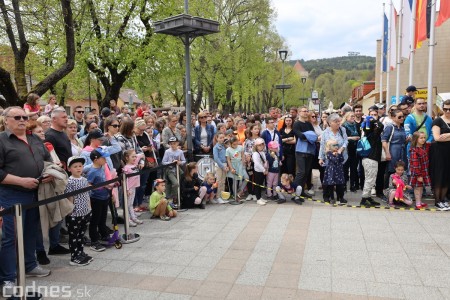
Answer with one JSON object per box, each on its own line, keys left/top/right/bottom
{"left": 292, "top": 106, "right": 316, "bottom": 200}
{"left": 361, "top": 108, "right": 384, "bottom": 206}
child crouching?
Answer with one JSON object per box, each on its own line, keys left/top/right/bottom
{"left": 180, "top": 162, "right": 204, "bottom": 209}
{"left": 150, "top": 179, "right": 177, "bottom": 221}
{"left": 275, "top": 174, "right": 303, "bottom": 205}
{"left": 199, "top": 173, "right": 218, "bottom": 206}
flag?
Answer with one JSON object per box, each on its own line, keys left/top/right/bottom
{"left": 389, "top": 2, "right": 398, "bottom": 70}
{"left": 383, "top": 13, "right": 388, "bottom": 72}
{"left": 415, "top": 0, "right": 431, "bottom": 48}
{"left": 401, "top": 0, "right": 413, "bottom": 58}
{"left": 436, "top": 0, "right": 450, "bottom": 27}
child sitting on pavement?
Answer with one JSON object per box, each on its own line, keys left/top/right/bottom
{"left": 276, "top": 173, "right": 303, "bottom": 205}
{"left": 199, "top": 172, "right": 218, "bottom": 206}
{"left": 384, "top": 161, "right": 413, "bottom": 207}
{"left": 150, "top": 179, "right": 177, "bottom": 221}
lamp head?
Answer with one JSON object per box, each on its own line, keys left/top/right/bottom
{"left": 301, "top": 77, "right": 307, "bottom": 84}
{"left": 278, "top": 50, "right": 288, "bottom": 61}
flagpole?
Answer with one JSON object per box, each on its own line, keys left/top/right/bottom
{"left": 426, "top": 0, "right": 436, "bottom": 117}
{"left": 380, "top": 3, "right": 386, "bottom": 104}
{"left": 396, "top": 0, "right": 403, "bottom": 104}
{"left": 409, "top": 0, "right": 417, "bottom": 85}
{"left": 386, "top": 1, "right": 393, "bottom": 108}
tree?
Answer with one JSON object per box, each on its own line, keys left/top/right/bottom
{"left": 78, "top": 0, "right": 178, "bottom": 108}
{"left": 0, "top": 0, "right": 75, "bottom": 106}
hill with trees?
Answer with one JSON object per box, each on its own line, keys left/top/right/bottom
{"left": 289, "top": 56, "right": 376, "bottom": 108}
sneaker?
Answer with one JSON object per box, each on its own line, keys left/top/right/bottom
{"left": 292, "top": 197, "right": 302, "bottom": 205}
{"left": 368, "top": 198, "right": 380, "bottom": 206}
{"left": 444, "top": 202, "right": 450, "bottom": 209}
{"left": 216, "top": 198, "right": 225, "bottom": 204}
{"left": 80, "top": 252, "right": 94, "bottom": 263}
{"left": 338, "top": 199, "right": 348, "bottom": 205}
{"left": 70, "top": 255, "right": 91, "bottom": 266}
{"left": 26, "top": 265, "right": 51, "bottom": 277}
{"left": 48, "top": 244, "right": 70, "bottom": 255}
{"left": 134, "top": 219, "right": 144, "bottom": 225}
{"left": 301, "top": 191, "right": 313, "bottom": 198}
{"left": 421, "top": 203, "right": 428, "bottom": 208}
{"left": 1, "top": 281, "right": 15, "bottom": 297}
{"left": 211, "top": 198, "right": 219, "bottom": 204}
{"left": 435, "top": 202, "right": 449, "bottom": 211}
{"left": 307, "top": 189, "right": 315, "bottom": 196}
{"left": 415, "top": 204, "right": 425, "bottom": 209}
{"left": 129, "top": 220, "right": 137, "bottom": 227}
{"left": 90, "top": 242, "right": 106, "bottom": 252}
{"left": 277, "top": 198, "right": 286, "bottom": 204}
{"left": 371, "top": 187, "right": 376, "bottom": 196}
{"left": 36, "top": 251, "right": 50, "bottom": 265}
{"left": 245, "top": 195, "right": 253, "bottom": 201}
{"left": 160, "top": 215, "right": 171, "bottom": 221}
{"left": 252, "top": 195, "right": 258, "bottom": 201}
{"left": 360, "top": 198, "right": 372, "bottom": 207}
{"left": 256, "top": 199, "right": 267, "bottom": 206}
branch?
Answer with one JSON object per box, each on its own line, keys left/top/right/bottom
{"left": 32, "top": 0, "right": 75, "bottom": 96}
{"left": 117, "top": 0, "right": 137, "bottom": 40}
{"left": 0, "top": 0, "right": 18, "bottom": 54}
{"left": 0, "top": 66, "right": 19, "bottom": 106}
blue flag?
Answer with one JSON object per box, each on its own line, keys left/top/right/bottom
{"left": 382, "top": 13, "right": 388, "bottom": 72}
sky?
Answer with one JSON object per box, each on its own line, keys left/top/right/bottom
{"left": 270, "top": 0, "right": 403, "bottom": 60}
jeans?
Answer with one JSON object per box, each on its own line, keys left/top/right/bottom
{"left": 0, "top": 187, "right": 39, "bottom": 282}
{"left": 134, "top": 168, "right": 151, "bottom": 207}
{"left": 36, "top": 219, "right": 63, "bottom": 251}
{"left": 294, "top": 153, "right": 314, "bottom": 191}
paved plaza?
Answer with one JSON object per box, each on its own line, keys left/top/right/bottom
{"left": 12, "top": 188, "right": 450, "bottom": 300}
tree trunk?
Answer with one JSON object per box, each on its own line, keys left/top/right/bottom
{"left": 0, "top": 67, "right": 19, "bottom": 107}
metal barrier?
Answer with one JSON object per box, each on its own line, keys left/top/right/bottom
{"left": 0, "top": 162, "right": 177, "bottom": 300}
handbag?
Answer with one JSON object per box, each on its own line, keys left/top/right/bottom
{"left": 381, "top": 125, "right": 395, "bottom": 162}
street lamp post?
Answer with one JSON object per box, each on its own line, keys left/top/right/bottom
{"left": 276, "top": 50, "right": 291, "bottom": 114}
{"left": 301, "top": 76, "right": 307, "bottom": 106}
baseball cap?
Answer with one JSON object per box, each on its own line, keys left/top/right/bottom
{"left": 168, "top": 136, "right": 178, "bottom": 143}
{"left": 368, "top": 105, "right": 378, "bottom": 112}
{"left": 153, "top": 178, "right": 165, "bottom": 187}
{"left": 401, "top": 95, "right": 415, "bottom": 105}
{"left": 268, "top": 141, "right": 279, "bottom": 150}
{"left": 255, "top": 138, "right": 265, "bottom": 145}
{"left": 90, "top": 147, "right": 110, "bottom": 160}
{"left": 376, "top": 103, "right": 385, "bottom": 109}
{"left": 67, "top": 156, "right": 85, "bottom": 168}
{"left": 87, "top": 129, "right": 106, "bottom": 141}
{"left": 223, "top": 138, "right": 230, "bottom": 144}
{"left": 406, "top": 85, "right": 417, "bottom": 92}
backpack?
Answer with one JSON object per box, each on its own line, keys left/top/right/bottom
{"left": 356, "top": 136, "right": 372, "bottom": 158}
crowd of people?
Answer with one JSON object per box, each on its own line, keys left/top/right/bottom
{"left": 1, "top": 85, "right": 450, "bottom": 296}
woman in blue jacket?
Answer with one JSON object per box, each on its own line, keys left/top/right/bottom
{"left": 194, "top": 112, "right": 215, "bottom": 156}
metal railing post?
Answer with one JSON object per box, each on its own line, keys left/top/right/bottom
{"left": 14, "top": 204, "right": 26, "bottom": 300}
{"left": 233, "top": 177, "right": 237, "bottom": 202}
{"left": 176, "top": 164, "right": 181, "bottom": 209}
{"left": 122, "top": 173, "right": 130, "bottom": 239}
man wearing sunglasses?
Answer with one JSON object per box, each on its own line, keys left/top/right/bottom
{"left": 0, "top": 107, "right": 53, "bottom": 296}
{"left": 404, "top": 98, "right": 433, "bottom": 147}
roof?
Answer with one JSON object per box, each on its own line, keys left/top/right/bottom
{"left": 293, "top": 60, "right": 306, "bottom": 73}
{"left": 118, "top": 89, "right": 143, "bottom": 104}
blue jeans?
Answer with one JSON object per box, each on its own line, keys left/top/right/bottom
{"left": 134, "top": 168, "right": 151, "bottom": 207}
{"left": 36, "top": 219, "right": 62, "bottom": 251}
{"left": 0, "top": 187, "right": 39, "bottom": 282}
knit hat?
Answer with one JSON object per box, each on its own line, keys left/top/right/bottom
{"left": 135, "top": 118, "right": 146, "bottom": 128}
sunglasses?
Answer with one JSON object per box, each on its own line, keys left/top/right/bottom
{"left": 443, "top": 108, "right": 450, "bottom": 112}
{"left": 199, "top": 116, "right": 207, "bottom": 119}
{"left": 8, "top": 115, "right": 29, "bottom": 121}
{"left": 76, "top": 111, "right": 84, "bottom": 114}
{"left": 397, "top": 116, "right": 404, "bottom": 119}
{"left": 332, "top": 144, "right": 339, "bottom": 147}
{"left": 311, "top": 116, "right": 317, "bottom": 119}
{"left": 416, "top": 103, "right": 426, "bottom": 105}
{"left": 110, "top": 124, "right": 120, "bottom": 128}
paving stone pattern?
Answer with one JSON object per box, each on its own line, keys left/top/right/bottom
{"left": 12, "top": 183, "right": 450, "bottom": 300}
